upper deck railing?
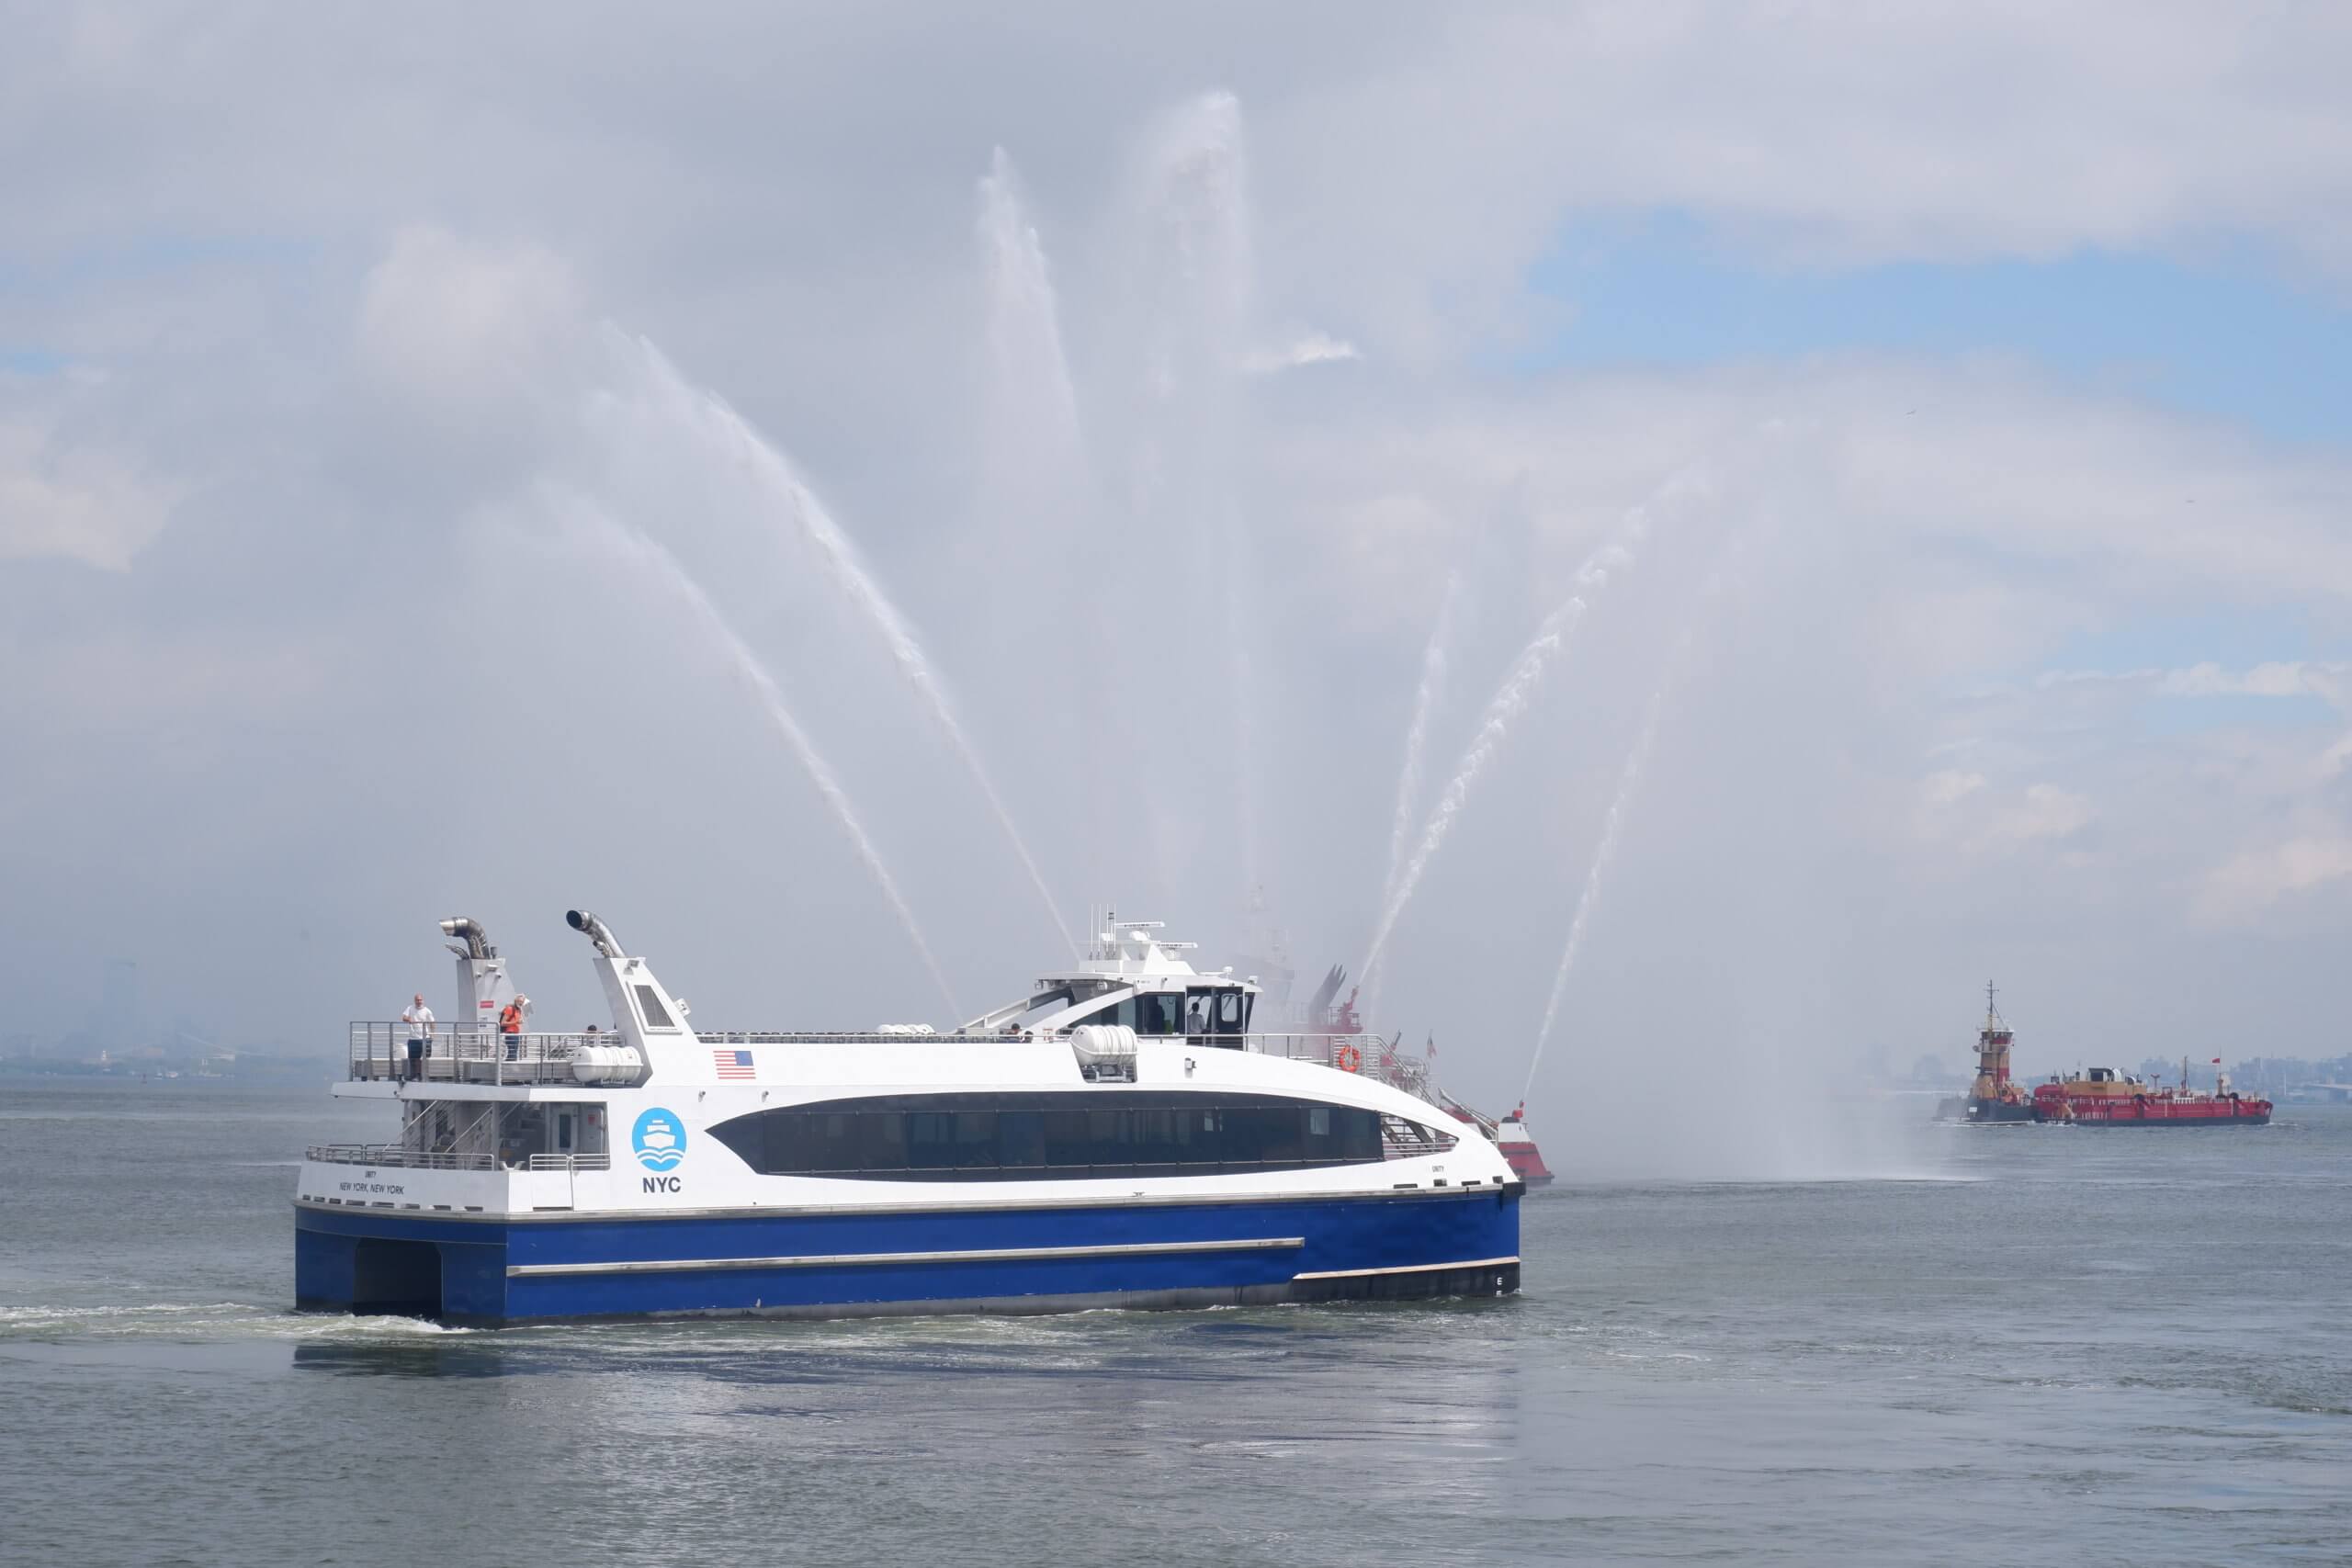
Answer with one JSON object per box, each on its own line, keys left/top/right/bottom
{"left": 348, "top": 1023, "right": 614, "bottom": 1085}
{"left": 350, "top": 1022, "right": 1398, "bottom": 1080}
{"left": 303, "top": 1144, "right": 612, "bottom": 1172}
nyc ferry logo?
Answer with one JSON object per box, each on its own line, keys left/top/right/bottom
{"left": 632, "top": 1108, "right": 686, "bottom": 1171}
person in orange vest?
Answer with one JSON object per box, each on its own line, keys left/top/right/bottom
{"left": 499, "top": 995, "right": 529, "bottom": 1061}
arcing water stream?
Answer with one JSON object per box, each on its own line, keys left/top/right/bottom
{"left": 1383, "top": 572, "right": 1462, "bottom": 916}
{"left": 569, "top": 498, "right": 966, "bottom": 1017}
{"left": 617, "top": 332, "right": 1076, "bottom": 957}
{"left": 1359, "top": 472, "right": 1710, "bottom": 982}
{"left": 1521, "top": 678, "right": 1668, "bottom": 1106}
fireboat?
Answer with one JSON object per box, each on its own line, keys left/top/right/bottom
{"left": 1275, "top": 964, "right": 1555, "bottom": 1187}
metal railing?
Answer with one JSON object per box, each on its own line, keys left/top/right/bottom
{"left": 697, "top": 1030, "right": 953, "bottom": 1044}
{"left": 348, "top": 1023, "right": 616, "bottom": 1085}
{"left": 304, "top": 1144, "right": 610, "bottom": 1173}
{"left": 1380, "top": 1116, "right": 1459, "bottom": 1159}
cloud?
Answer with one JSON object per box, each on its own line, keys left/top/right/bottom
{"left": 1264, "top": 6, "right": 2352, "bottom": 355}
{"left": 2030, "top": 660, "right": 2349, "bottom": 699}
{"left": 0, "top": 412, "right": 183, "bottom": 570}
{"left": 1244, "top": 331, "right": 1362, "bottom": 374}
{"left": 354, "top": 225, "right": 585, "bottom": 412}
{"left": 2202, "top": 835, "right": 2352, "bottom": 920}
{"left": 2154, "top": 660, "right": 2345, "bottom": 699}
{"left": 1919, "top": 769, "right": 1986, "bottom": 809}
{"left": 1982, "top": 783, "right": 2096, "bottom": 850}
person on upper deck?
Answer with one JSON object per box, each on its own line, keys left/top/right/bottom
{"left": 499, "top": 995, "right": 528, "bottom": 1060}
{"left": 401, "top": 993, "right": 434, "bottom": 1082}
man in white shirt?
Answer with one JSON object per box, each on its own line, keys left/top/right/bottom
{"left": 401, "top": 993, "right": 435, "bottom": 1082}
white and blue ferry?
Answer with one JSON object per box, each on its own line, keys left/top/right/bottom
{"left": 296, "top": 911, "right": 1523, "bottom": 1322}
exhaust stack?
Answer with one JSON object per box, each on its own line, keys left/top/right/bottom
{"left": 437, "top": 916, "right": 515, "bottom": 1028}
{"left": 567, "top": 908, "right": 625, "bottom": 959}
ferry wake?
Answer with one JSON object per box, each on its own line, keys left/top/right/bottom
{"left": 295, "top": 912, "right": 1522, "bottom": 1323}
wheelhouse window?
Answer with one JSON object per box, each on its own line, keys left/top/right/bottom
{"left": 708, "top": 1091, "right": 1387, "bottom": 1180}
{"left": 1180, "top": 987, "right": 1252, "bottom": 1042}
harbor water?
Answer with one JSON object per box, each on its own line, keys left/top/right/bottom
{"left": 4, "top": 1081, "right": 2346, "bottom": 1565}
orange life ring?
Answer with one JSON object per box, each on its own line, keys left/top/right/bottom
{"left": 1335, "top": 1043, "right": 1363, "bottom": 1074}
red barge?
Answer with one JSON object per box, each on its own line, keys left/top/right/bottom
{"left": 1951, "top": 986, "right": 2271, "bottom": 1128}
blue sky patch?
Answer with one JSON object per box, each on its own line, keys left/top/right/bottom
{"left": 1523, "top": 212, "right": 2349, "bottom": 446}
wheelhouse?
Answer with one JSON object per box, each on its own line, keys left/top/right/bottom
{"left": 962, "top": 919, "right": 1259, "bottom": 1044}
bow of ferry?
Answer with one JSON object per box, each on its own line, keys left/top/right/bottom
{"left": 296, "top": 912, "right": 1522, "bottom": 1323}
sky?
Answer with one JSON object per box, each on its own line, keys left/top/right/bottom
{"left": 3, "top": 5, "right": 2348, "bottom": 1165}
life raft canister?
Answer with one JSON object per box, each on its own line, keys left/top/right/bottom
{"left": 1335, "top": 1043, "right": 1363, "bottom": 1074}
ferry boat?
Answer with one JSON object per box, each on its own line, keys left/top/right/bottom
{"left": 295, "top": 912, "right": 1522, "bottom": 1323}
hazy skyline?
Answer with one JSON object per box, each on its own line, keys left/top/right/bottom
{"left": 5, "top": 6, "right": 2348, "bottom": 1166}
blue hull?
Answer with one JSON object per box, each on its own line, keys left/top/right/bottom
{"left": 295, "top": 1188, "right": 1521, "bottom": 1323}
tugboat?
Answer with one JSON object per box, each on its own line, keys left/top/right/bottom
{"left": 295, "top": 912, "right": 1522, "bottom": 1323}
{"left": 1958, "top": 984, "right": 2037, "bottom": 1123}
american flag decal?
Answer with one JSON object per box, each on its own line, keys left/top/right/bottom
{"left": 713, "top": 1048, "right": 755, "bottom": 1080}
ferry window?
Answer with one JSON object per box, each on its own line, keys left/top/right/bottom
{"left": 1183, "top": 992, "right": 1214, "bottom": 1034}
{"left": 1215, "top": 991, "right": 1246, "bottom": 1035}
{"left": 633, "top": 985, "right": 677, "bottom": 1031}
{"left": 707, "top": 1092, "right": 1387, "bottom": 1180}
{"left": 1134, "top": 993, "right": 1184, "bottom": 1035}
{"left": 1000, "top": 1111, "right": 1045, "bottom": 1168}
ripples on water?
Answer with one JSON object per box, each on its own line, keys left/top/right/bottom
{"left": 3, "top": 1083, "right": 2347, "bottom": 1566}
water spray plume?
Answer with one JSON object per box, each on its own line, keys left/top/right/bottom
{"left": 571, "top": 503, "right": 965, "bottom": 1020}
{"left": 621, "top": 333, "right": 1078, "bottom": 957}
{"left": 1521, "top": 683, "right": 1667, "bottom": 1106}
{"left": 978, "top": 148, "right": 1084, "bottom": 481}
{"left": 1125, "top": 92, "right": 1264, "bottom": 908}
{"left": 1359, "top": 470, "right": 1709, "bottom": 983}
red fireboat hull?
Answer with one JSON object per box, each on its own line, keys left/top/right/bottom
{"left": 1502, "top": 1145, "right": 1555, "bottom": 1186}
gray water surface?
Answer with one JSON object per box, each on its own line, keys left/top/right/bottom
{"left": 4, "top": 1081, "right": 2346, "bottom": 1566}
